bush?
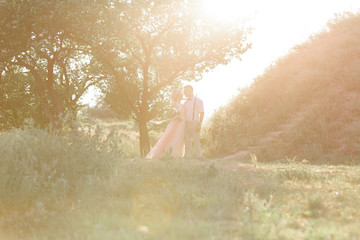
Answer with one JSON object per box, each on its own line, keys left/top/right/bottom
{"left": 0, "top": 128, "right": 122, "bottom": 234}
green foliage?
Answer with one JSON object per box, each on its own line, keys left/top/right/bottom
{"left": 0, "top": 0, "right": 32, "bottom": 63}
{"left": 1, "top": 131, "right": 360, "bottom": 239}
{"left": 0, "top": 0, "right": 108, "bottom": 128}
{"left": 0, "top": 128, "right": 119, "bottom": 195}
{"left": 275, "top": 168, "right": 327, "bottom": 182}
{"left": 0, "top": 127, "right": 124, "bottom": 235}
{"left": 0, "top": 70, "right": 37, "bottom": 129}
{"left": 76, "top": 116, "right": 140, "bottom": 158}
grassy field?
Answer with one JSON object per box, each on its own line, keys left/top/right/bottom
{"left": 1, "top": 128, "right": 360, "bottom": 239}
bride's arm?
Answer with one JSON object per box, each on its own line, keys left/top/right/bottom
{"left": 169, "top": 103, "right": 182, "bottom": 121}
{"left": 149, "top": 104, "right": 181, "bottom": 125}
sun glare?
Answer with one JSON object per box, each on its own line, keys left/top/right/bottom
{"left": 202, "top": 0, "right": 257, "bottom": 22}
{"left": 80, "top": 0, "right": 360, "bottom": 118}
{"left": 194, "top": 0, "right": 360, "bottom": 118}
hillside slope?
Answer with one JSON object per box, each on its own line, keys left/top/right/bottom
{"left": 204, "top": 12, "right": 360, "bottom": 164}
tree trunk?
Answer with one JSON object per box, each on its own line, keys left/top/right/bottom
{"left": 138, "top": 114, "right": 150, "bottom": 157}
{"left": 46, "top": 60, "right": 64, "bottom": 128}
{"left": 138, "top": 51, "right": 151, "bottom": 157}
{"left": 29, "top": 69, "right": 54, "bottom": 125}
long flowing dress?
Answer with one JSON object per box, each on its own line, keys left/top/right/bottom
{"left": 146, "top": 103, "right": 185, "bottom": 159}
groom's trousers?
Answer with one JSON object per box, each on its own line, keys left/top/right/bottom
{"left": 184, "top": 121, "right": 202, "bottom": 158}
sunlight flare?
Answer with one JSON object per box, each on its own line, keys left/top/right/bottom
{"left": 202, "top": 0, "right": 257, "bottom": 21}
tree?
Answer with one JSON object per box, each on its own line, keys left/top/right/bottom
{"left": 91, "top": 0, "right": 251, "bottom": 156}
{"left": 0, "top": 0, "right": 107, "bottom": 128}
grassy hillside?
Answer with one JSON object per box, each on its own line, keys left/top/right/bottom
{"left": 204, "top": 12, "right": 360, "bottom": 163}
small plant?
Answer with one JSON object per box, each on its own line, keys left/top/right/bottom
{"left": 250, "top": 153, "right": 258, "bottom": 167}
{"left": 286, "top": 155, "right": 297, "bottom": 164}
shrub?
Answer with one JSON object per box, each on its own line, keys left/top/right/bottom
{"left": 0, "top": 128, "right": 122, "bottom": 233}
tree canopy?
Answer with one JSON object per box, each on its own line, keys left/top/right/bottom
{"left": 1, "top": 0, "right": 107, "bottom": 128}
{"left": 1, "top": 0, "right": 251, "bottom": 156}
{"left": 90, "top": 0, "right": 251, "bottom": 155}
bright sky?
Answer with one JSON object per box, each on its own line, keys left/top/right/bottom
{"left": 81, "top": 0, "right": 360, "bottom": 119}
{"left": 192, "top": 0, "right": 360, "bottom": 119}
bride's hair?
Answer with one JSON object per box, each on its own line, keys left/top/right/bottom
{"left": 171, "top": 89, "right": 182, "bottom": 102}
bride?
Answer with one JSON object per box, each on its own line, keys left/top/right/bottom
{"left": 146, "top": 89, "right": 185, "bottom": 159}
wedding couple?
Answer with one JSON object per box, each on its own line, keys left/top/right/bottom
{"left": 146, "top": 85, "right": 204, "bottom": 160}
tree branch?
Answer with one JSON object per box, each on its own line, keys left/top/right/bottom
{"left": 124, "top": 41, "right": 143, "bottom": 65}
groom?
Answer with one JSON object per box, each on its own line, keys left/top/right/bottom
{"left": 183, "top": 85, "right": 204, "bottom": 159}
